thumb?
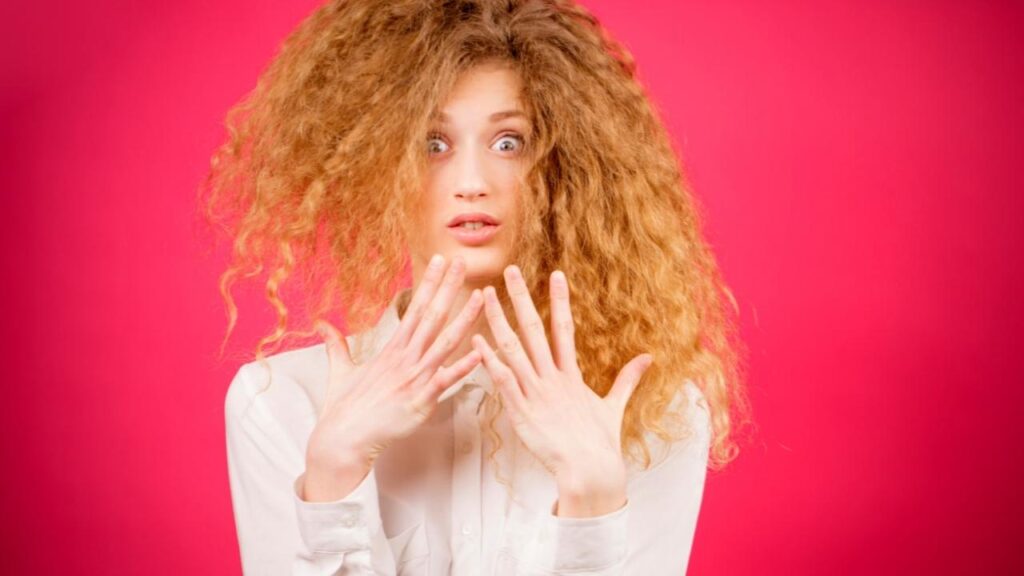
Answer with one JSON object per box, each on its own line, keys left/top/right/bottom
{"left": 315, "top": 319, "right": 353, "bottom": 373}
{"left": 606, "top": 353, "right": 654, "bottom": 414}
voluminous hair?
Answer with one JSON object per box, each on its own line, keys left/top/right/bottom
{"left": 201, "top": 0, "right": 750, "bottom": 471}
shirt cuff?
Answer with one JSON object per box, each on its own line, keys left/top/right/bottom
{"left": 530, "top": 497, "right": 630, "bottom": 572}
{"left": 292, "top": 467, "right": 382, "bottom": 554}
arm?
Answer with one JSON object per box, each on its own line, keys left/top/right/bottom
{"left": 225, "top": 362, "right": 401, "bottom": 575}
{"left": 521, "top": 383, "right": 712, "bottom": 575}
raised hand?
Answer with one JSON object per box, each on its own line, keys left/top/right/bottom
{"left": 304, "top": 254, "right": 483, "bottom": 499}
{"left": 471, "top": 265, "right": 654, "bottom": 514}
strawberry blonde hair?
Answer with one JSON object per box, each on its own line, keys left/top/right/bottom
{"left": 201, "top": 0, "right": 749, "bottom": 472}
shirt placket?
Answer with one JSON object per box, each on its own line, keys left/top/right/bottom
{"left": 449, "top": 382, "right": 485, "bottom": 575}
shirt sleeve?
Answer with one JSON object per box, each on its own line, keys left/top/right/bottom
{"left": 522, "top": 383, "right": 712, "bottom": 575}
{"left": 225, "top": 362, "right": 401, "bottom": 575}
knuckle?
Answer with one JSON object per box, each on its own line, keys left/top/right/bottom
{"left": 422, "top": 307, "right": 443, "bottom": 325}
{"left": 432, "top": 369, "right": 454, "bottom": 392}
{"left": 433, "top": 333, "right": 454, "bottom": 352}
{"left": 556, "top": 318, "right": 575, "bottom": 334}
{"left": 456, "top": 313, "right": 475, "bottom": 332}
{"left": 498, "top": 338, "right": 520, "bottom": 355}
{"left": 523, "top": 319, "right": 544, "bottom": 334}
{"left": 460, "top": 300, "right": 482, "bottom": 320}
{"left": 397, "top": 364, "right": 420, "bottom": 387}
{"left": 493, "top": 368, "right": 513, "bottom": 386}
{"left": 406, "top": 302, "right": 425, "bottom": 320}
{"left": 409, "top": 398, "right": 432, "bottom": 420}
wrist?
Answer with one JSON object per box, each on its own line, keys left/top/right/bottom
{"left": 302, "top": 432, "right": 377, "bottom": 504}
{"left": 554, "top": 457, "right": 628, "bottom": 518}
{"left": 302, "top": 439, "right": 375, "bottom": 503}
{"left": 306, "top": 427, "right": 376, "bottom": 471}
{"left": 554, "top": 481, "right": 627, "bottom": 518}
{"left": 302, "top": 459, "right": 373, "bottom": 503}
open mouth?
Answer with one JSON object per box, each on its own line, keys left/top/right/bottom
{"left": 447, "top": 221, "right": 500, "bottom": 245}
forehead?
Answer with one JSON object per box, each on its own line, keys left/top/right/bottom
{"left": 431, "top": 64, "right": 527, "bottom": 124}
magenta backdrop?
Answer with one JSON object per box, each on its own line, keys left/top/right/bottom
{"left": 1, "top": 0, "right": 1020, "bottom": 574}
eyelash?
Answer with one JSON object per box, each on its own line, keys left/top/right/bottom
{"left": 426, "top": 132, "right": 526, "bottom": 154}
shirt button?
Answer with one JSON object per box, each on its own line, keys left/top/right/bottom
{"left": 459, "top": 440, "right": 473, "bottom": 455}
{"left": 461, "top": 523, "right": 472, "bottom": 535}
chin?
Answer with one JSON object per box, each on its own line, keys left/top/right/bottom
{"left": 452, "top": 248, "right": 507, "bottom": 285}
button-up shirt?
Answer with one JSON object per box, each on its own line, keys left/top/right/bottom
{"left": 225, "top": 289, "right": 711, "bottom": 575}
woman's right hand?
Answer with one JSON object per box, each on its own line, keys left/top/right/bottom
{"left": 304, "top": 254, "right": 483, "bottom": 490}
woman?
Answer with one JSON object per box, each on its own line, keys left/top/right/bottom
{"left": 206, "top": 0, "right": 747, "bottom": 574}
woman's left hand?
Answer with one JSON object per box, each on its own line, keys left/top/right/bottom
{"left": 471, "top": 265, "right": 654, "bottom": 513}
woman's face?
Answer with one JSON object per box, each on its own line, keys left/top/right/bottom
{"left": 411, "top": 63, "right": 531, "bottom": 288}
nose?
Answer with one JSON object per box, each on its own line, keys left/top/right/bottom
{"left": 452, "top": 146, "right": 488, "bottom": 201}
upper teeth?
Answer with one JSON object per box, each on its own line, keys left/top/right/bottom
{"left": 460, "top": 222, "right": 485, "bottom": 230}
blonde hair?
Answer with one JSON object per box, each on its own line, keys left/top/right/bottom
{"left": 201, "top": 0, "right": 750, "bottom": 472}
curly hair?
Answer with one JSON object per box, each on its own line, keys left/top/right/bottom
{"left": 200, "top": 0, "right": 749, "bottom": 473}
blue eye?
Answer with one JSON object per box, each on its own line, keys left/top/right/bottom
{"left": 493, "top": 134, "right": 524, "bottom": 153}
{"left": 426, "top": 132, "right": 525, "bottom": 155}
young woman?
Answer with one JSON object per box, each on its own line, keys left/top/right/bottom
{"left": 205, "top": 1, "right": 747, "bottom": 574}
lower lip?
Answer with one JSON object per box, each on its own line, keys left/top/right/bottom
{"left": 447, "top": 223, "right": 500, "bottom": 246}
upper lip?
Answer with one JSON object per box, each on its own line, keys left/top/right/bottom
{"left": 447, "top": 212, "right": 500, "bottom": 227}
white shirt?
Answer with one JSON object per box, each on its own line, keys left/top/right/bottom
{"left": 225, "top": 289, "right": 711, "bottom": 575}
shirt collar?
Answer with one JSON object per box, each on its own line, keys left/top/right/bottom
{"left": 363, "top": 288, "right": 494, "bottom": 404}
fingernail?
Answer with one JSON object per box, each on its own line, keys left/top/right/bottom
{"left": 429, "top": 254, "right": 443, "bottom": 269}
{"left": 315, "top": 321, "right": 332, "bottom": 340}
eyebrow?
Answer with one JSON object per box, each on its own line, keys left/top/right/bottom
{"left": 433, "top": 109, "right": 528, "bottom": 123}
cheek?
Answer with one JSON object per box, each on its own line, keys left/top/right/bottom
{"left": 403, "top": 184, "right": 442, "bottom": 249}
{"left": 417, "top": 180, "right": 445, "bottom": 221}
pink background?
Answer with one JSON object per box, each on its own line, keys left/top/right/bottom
{"left": 2, "top": 0, "right": 1020, "bottom": 573}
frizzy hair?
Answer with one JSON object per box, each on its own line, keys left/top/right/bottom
{"left": 200, "top": 0, "right": 750, "bottom": 473}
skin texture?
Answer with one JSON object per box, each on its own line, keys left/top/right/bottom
{"left": 474, "top": 267, "right": 654, "bottom": 517}
{"left": 304, "top": 255, "right": 484, "bottom": 502}
{"left": 306, "top": 64, "right": 652, "bottom": 517}
{"left": 305, "top": 63, "right": 528, "bottom": 502}
{"left": 408, "top": 62, "right": 529, "bottom": 369}
{"left": 405, "top": 64, "right": 654, "bottom": 517}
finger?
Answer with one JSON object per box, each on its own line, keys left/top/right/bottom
{"left": 606, "top": 354, "right": 654, "bottom": 414}
{"left": 503, "top": 265, "right": 558, "bottom": 377}
{"left": 414, "top": 347, "right": 482, "bottom": 407}
{"left": 481, "top": 285, "right": 541, "bottom": 391}
{"left": 548, "top": 270, "right": 578, "bottom": 374}
{"left": 389, "top": 253, "right": 447, "bottom": 349}
{"left": 472, "top": 333, "right": 527, "bottom": 413}
{"left": 316, "top": 319, "right": 353, "bottom": 371}
{"left": 418, "top": 288, "right": 483, "bottom": 371}
{"left": 315, "top": 319, "right": 353, "bottom": 407}
{"left": 407, "top": 255, "right": 466, "bottom": 353}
